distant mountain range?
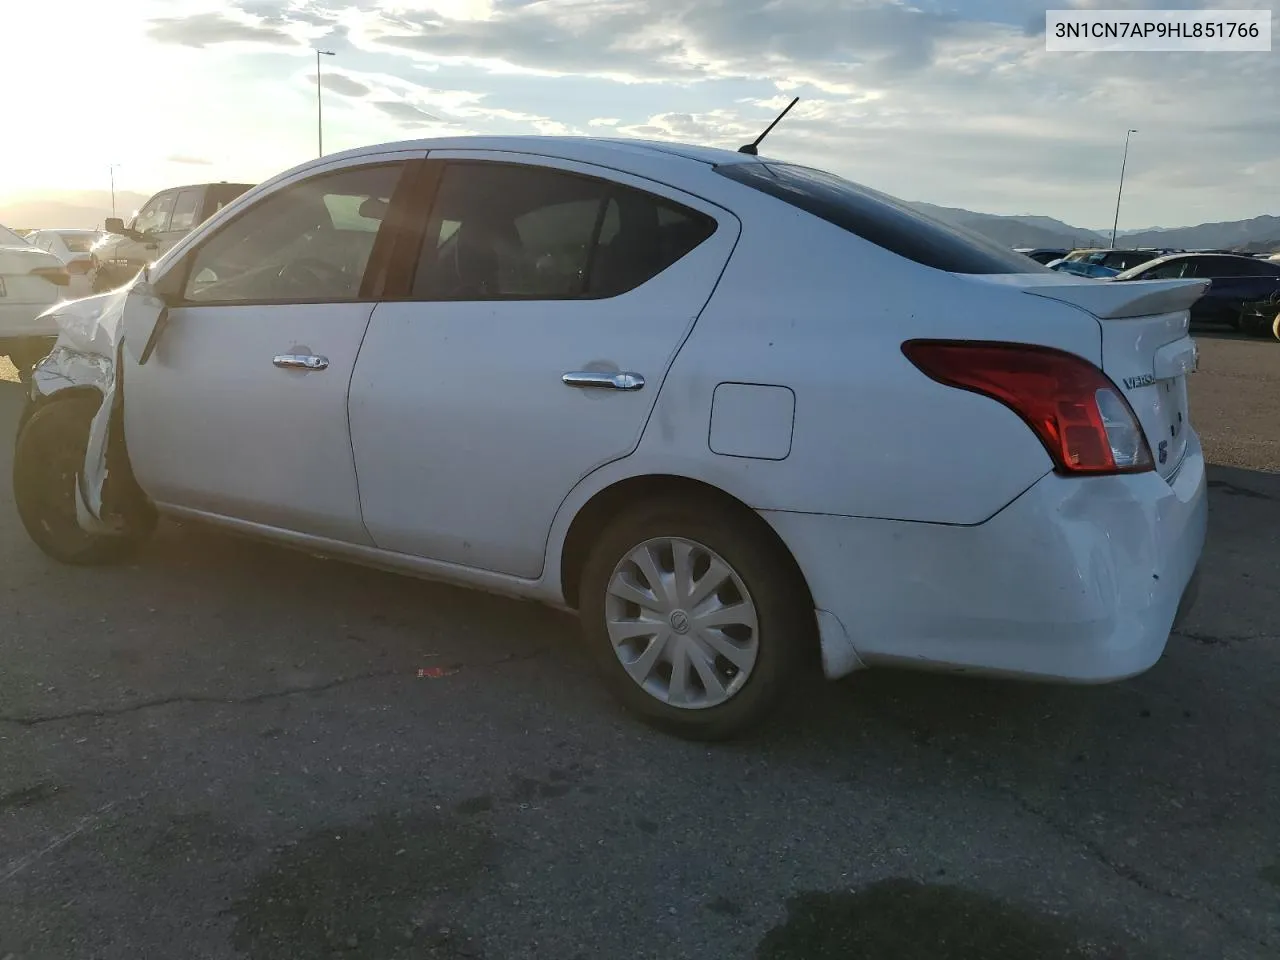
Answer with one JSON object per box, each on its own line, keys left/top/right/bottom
{"left": 0, "top": 191, "right": 152, "bottom": 231}
{"left": 909, "top": 202, "right": 1280, "bottom": 254}
{"left": 3, "top": 188, "right": 1278, "bottom": 255}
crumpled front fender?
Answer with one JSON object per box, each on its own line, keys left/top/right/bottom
{"left": 28, "top": 288, "right": 132, "bottom": 533}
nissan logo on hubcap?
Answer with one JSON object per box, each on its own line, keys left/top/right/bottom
{"left": 669, "top": 610, "right": 691, "bottom": 634}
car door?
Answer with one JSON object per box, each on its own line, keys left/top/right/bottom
{"left": 1185, "top": 256, "right": 1250, "bottom": 323}
{"left": 348, "top": 152, "right": 740, "bottom": 578}
{"left": 124, "top": 156, "right": 419, "bottom": 543}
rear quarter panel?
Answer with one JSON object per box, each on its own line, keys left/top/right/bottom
{"left": 609, "top": 177, "right": 1105, "bottom": 525}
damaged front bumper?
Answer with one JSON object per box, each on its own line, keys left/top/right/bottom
{"left": 25, "top": 287, "right": 133, "bottom": 533}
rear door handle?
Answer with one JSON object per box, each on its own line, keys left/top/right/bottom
{"left": 562, "top": 371, "right": 645, "bottom": 391}
{"left": 273, "top": 354, "right": 329, "bottom": 371}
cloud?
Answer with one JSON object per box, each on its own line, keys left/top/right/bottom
{"left": 141, "top": 0, "right": 1280, "bottom": 226}
{"left": 146, "top": 11, "right": 296, "bottom": 48}
{"left": 307, "top": 72, "right": 372, "bottom": 96}
{"left": 371, "top": 100, "right": 443, "bottom": 124}
{"left": 167, "top": 154, "right": 213, "bottom": 166}
{"left": 354, "top": 0, "right": 976, "bottom": 86}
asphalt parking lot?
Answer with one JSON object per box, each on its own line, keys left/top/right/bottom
{"left": 1, "top": 333, "right": 1277, "bottom": 960}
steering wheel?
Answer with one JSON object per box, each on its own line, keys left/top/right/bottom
{"left": 276, "top": 257, "right": 349, "bottom": 295}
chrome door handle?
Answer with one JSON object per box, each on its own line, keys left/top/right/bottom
{"left": 562, "top": 371, "right": 645, "bottom": 391}
{"left": 273, "top": 354, "right": 329, "bottom": 371}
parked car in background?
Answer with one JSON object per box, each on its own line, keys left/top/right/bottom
{"left": 0, "top": 223, "right": 70, "bottom": 380}
{"left": 15, "top": 136, "right": 1207, "bottom": 739}
{"left": 91, "top": 182, "right": 254, "bottom": 291}
{"left": 1071, "top": 248, "right": 1164, "bottom": 273}
{"left": 1014, "top": 247, "right": 1069, "bottom": 265}
{"left": 1048, "top": 258, "right": 1120, "bottom": 279}
{"left": 1237, "top": 292, "right": 1280, "bottom": 340}
{"left": 25, "top": 228, "right": 105, "bottom": 298}
{"left": 1113, "top": 253, "right": 1280, "bottom": 329}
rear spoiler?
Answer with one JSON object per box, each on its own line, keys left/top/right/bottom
{"left": 1021, "top": 278, "right": 1211, "bottom": 319}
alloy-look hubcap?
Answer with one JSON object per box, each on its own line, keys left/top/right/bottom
{"left": 603, "top": 536, "right": 759, "bottom": 710}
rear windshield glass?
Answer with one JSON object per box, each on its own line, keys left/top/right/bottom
{"left": 716, "top": 161, "right": 1046, "bottom": 275}
{"left": 60, "top": 235, "right": 97, "bottom": 253}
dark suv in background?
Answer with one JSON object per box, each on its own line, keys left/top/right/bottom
{"left": 91, "top": 181, "right": 253, "bottom": 291}
{"left": 1114, "top": 252, "right": 1280, "bottom": 332}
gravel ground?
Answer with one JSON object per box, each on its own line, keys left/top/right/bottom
{"left": 1, "top": 331, "right": 1277, "bottom": 960}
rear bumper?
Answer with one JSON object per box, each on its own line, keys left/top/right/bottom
{"left": 764, "top": 433, "right": 1209, "bottom": 683}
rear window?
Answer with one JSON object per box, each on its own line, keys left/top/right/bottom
{"left": 59, "top": 234, "right": 97, "bottom": 253}
{"left": 715, "top": 161, "right": 1045, "bottom": 275}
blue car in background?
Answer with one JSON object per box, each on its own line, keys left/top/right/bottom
{"left": 1047, "top": 258, "right": 1120, "bottom": 279}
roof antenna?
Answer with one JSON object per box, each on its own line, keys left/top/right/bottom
{"left": 738, "top": 96, "right": 799, "bottom": 156}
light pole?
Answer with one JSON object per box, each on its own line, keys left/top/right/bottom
{"left": 316, "top": 49, "right": 336, "bottom": 158}
{"left": 108, "top": 164, "right": 120, "bottom": 218}
{"left": 1110, "top": 128, "right": 1138, "bottom": 249}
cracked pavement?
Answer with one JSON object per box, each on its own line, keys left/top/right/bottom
{"left": 1, "top": 331, "right": 1278, "bottom": 959}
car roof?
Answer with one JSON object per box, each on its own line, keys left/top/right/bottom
{"left": 313, "top": 135, "right": 766, "bottom": 178}
{"left": 154, "top": 182, "right": 256, "bottom": 194}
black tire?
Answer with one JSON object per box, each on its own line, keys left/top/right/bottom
{"left": 578, "top": 497, "right": 813, "bottom": 741}
{"left": 1239, "top": 314, "right": 1268, "bottom": 338}
{"left": 13, "top": 394, "right": 156, "bottom": 565}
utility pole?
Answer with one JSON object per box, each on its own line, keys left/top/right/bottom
{"left": 1110, "top": 128, "right": 1138, "bottom": 249}
{"left": 108, "top": 164, "right": 120, "bottom": 218}
{"left": 316, "top": 49, "right": 336, "bottom": 158}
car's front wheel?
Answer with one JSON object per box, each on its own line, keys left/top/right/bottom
{"left": 578, "top": 499, "right": 812, "bottom": 740}
{"left": 13, "top": 394, "right": 156, "bottom": 565}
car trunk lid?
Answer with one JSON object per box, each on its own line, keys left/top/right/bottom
{"left": 1019, "top": 277, "right": 1208, "bottom": 478}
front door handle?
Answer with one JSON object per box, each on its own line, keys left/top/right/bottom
{"left": 273, "top": 354, "right": 329, "bottom": 371}
{"left": 562, "top": 371, "right": 645, "bottom": 391}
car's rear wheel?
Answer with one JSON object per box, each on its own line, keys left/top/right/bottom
{"left": 578, "top": 499, "right": 811, "bottom": 740}
{"left": 13, "top": 395, "right": 156, "bottom": 565}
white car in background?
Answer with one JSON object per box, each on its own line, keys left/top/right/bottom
{"left": 14, "top": 136, "right": 1208, "bottom": 739}
{"left": 25, "top": 228, "right": 104, "bottom": 298}
{"left": 0, "top": 223, "right": 71, "bottom": 380}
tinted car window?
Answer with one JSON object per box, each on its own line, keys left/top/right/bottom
{"left": 183, "top": 163, "right": 406, "bottom": 304}
{"left": 1189, "top": 256, "right": 1266, "bottom": 279}
{"left": 168, "top": 189, "right": 203, "bottom": 233}
{"left": 1133, "top": 259, "right": 1191, "bottom": 280}
{"left": 1101, "top": 251, "right": 1158, "bottom": 271}
{"left": 133, "top": 194, "right": 176, "bottom": 235}
{"left": 412, "top": 162, "right": 716, "bottom": 300}
{"left": 207, "top": 183, "right": 253, "bottom": 215}
{"left": 715, "top": 161, "right": 1045, "bottom": 275}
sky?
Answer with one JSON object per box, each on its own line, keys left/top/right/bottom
{"left": 1, "top": 0, "right": 1276, "bottom": 229}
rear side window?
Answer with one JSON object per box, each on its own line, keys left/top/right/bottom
{"left": 715, "top": 161, "right": 1044, "bottom": 275}
{"left": 412, "top": 161, "right": 717, "bottom": 300}
{"left": 168, "top": 190, "right": 203, "bottom": 232}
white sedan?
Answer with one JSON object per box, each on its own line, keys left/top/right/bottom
{"left": 24, "top": 228, "right": 105, "bottom": 298}
{"left": 13, "top": 136, "right": 1207, "bottom": 739}
{"left": 0, "top": 223, "right": 72, "bottom": 380}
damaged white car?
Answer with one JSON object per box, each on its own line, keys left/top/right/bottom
{"left": 14, "top": 135, "right": 1208, "bottom": 740}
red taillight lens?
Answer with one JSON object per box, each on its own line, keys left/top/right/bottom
{"left": 30, "top": 266, "right": 70, "bottom": 286}
{"left": 902, "top": 339, "right": 1154, "bottom": 476}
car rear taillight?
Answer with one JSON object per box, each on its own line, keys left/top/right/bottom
{"left": 902, "top": 340, "right": 1154, "bottom": 476}
{"left": 29, "top": 265, "right": 70, "bottom": 286}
